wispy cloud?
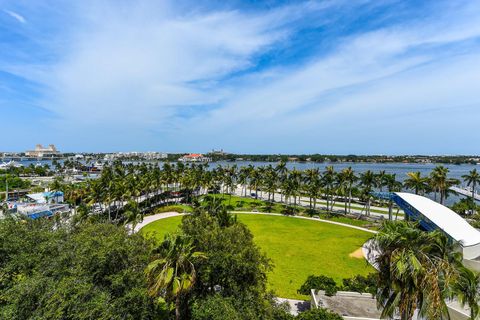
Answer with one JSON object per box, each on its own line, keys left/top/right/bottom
{"left": 1, "top": 0, "right": 480, "bottom": 153}
{"left": 3, "top": 9, "right": 26, "bottom": 23}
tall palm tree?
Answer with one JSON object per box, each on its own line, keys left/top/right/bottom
{"left": 462, "top": 168, "right": 480, "bottom": 203}
{"left": 264, "top": 166, "right": 278, "bottom": 202}
{"left": 339, "top": 167, "right": 357, "bottom": 214}
{"left": 304, "top": 168, "right": 321, "bottom": 210}
{"left": 145, "top": 233, "right": 206, "bottom": 320}
{"left": 359, "top": 170, "right": 375, "bottom": 216}
{"left": 404, "top": 172, "right": 428, "bottom": 195}
{"left": 452, "top": 266, "right": 480, "bottom": 319}
{"left": 374, "top": 221, "right": 464, "bottom": 320}
{"left": 322, "top": 166, "right": 336, "bottom": 211}
{"left": 430, "top": 166, "right": 460, "bottom": 205}
{"left": 275, "top": 161, "right": 288, "bottom": 202}
{"left": 383, "top": 174, "right": 402, "bottom": 220}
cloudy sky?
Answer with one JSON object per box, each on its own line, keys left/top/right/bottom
{"left": 1, "top": 0, "right": 480, "bottom": 154}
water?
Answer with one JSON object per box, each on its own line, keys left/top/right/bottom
{"left": 11, "top": 159, "right": 479, "bottom": 205}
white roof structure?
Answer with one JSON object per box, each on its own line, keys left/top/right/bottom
{"left": 395, "top": 192, "right": 480, "bottom": 250}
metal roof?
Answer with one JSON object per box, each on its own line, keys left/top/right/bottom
{"left": 395, "top": 192, "right": 480, "bottom": 247}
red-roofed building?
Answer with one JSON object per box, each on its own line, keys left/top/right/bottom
{"left": 178, "top": 153, "right": 211, "bottom": 163}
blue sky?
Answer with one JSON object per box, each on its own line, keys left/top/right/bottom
{"left": 1, "top": 0, "right": 480, "bottom": 154}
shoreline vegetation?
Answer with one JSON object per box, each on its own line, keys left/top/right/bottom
{"left": 2, "top": 151, "right": 480, "bottom": 165}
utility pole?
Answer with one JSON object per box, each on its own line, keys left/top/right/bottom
{"left": 5, "top": 176, "right": 8, "bottom": 202}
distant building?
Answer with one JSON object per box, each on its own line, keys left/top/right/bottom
{"left": 178, "top": 153, "right": 211, "bottom": 162}
{"left": 211, "top": 148, "right": 227, "bottom": 155}
{"left": 25, "top": 144, "right": 60, "bottom": 157}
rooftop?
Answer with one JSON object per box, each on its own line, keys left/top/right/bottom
{"left": 395, "top": 192, "right": 480, "bottom": 247}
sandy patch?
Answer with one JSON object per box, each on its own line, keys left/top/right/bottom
{"left": 349, "top": 247, "right": 364, "bottom": 259}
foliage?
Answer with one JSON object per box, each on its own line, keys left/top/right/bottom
{"left": 154, "top": 204, "right": 193, "bottom": 214}
{"left": 295, "top": 308, "right": 343, "bottom": 320}
{"left": 373, "top": 221, "right": 475, "bottom": 320}
{"left": 0, "top": 217, "right": 167, "bottom": 320}
{"left": 298, "top": 275, "right": 337, "bottom": 296}
{"left": 451, "top": 198, "right": 479, "bottom": 216}
{"left": 0, "top": 174, "right": 31, "bottom": 192}
{"left": 143, "top": 213, "right": 373, "bottom": 299}
{"left": 145, "top": 232, "right": 206, "bottom": 320}
{"left": 340, "top": 273, "right": 378, "bottom": 295}
{"left": 191, "top": 295, "right": 241, "bottom": 320}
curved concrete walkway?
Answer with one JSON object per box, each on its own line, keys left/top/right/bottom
{"left": 134, "top": 210, "right": 378, "bottom": 234}
{"left": 133, "top": 211, "right": 186, "bottom": 233}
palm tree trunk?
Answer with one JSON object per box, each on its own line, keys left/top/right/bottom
{"left": 348, "top": 187, "right": 352, "bottom": 214}
{"left": 175, "top": 296, "right": 181, "bottom": 320}
{"left": 388, "top": 200, "right": 393, "bottom": 221}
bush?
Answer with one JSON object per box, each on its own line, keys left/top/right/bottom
{"left": 340, "top": 273, "right": 378, "bottom": 295}
{"left": 296, "top": 308, "right": 343, "bottom": 320}
{"left": 298, "top": 275, "right": 337, "bottom": 296}
{"left": 191, "top": 295, "right": 241, "bottom": 320}
{"left": 153, "top": 205, "right": 192, "bottom": 214}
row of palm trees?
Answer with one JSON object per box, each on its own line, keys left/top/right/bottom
{"left": 57, "top": 161, "right": 480, "bottom": 224}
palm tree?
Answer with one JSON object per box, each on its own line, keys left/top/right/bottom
{"left": 124, "top": 199, "right": 142, "bottom": 232}
{"left": 383, "top": 174, "right": 402, "bottom": 220}
{"left": 304, "top": 168, "right": 321, "bottom": 210}
{"left": 289, "top": 169, "right": 302, "bottom": 206}
{"left": 275, "top": 161, "right": 288, "bottom": 202}
{"left": 322, "top": 166, "right": 336, "bottom": 211}
{"left": 374, "top": 221, "right": 464, "bottom": 319}
{"left": 430, "top": 166, "right": 460, "bottom": 205}
{"left": 339, "top": 167, "right": 357, "bottom": 214}
{"left": 452, "top": 266, "right": 480, "bottom": 319}
{"left": 403, "top": 172, "right": 428, "bottom": 195}
{"left": 462, "top": 168, "right": 480, "bottom": 203}
{"left": 359, "top": 170, "right": 375, "bottom": 216}
{"left": 264, "top": 166, "right": 278, "bottom": 202}
{"left": 145, "top": 233, "right": 206, "bottom": 320}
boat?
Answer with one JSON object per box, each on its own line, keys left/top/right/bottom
{"left": 0, "top": 160, "right": 23, "bottom": 169}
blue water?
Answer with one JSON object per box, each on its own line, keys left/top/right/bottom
{"left": 13, "top": 159, "right": 478, "bottom": 205}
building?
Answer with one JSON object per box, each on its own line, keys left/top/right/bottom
{"left": 310, "top": 290, "right": 470, "bottom": 319}
{"left": 25, "top": 144, "right": 60, "bottom": 157}
{"left": 26, "top": 191, "right": 64, "bottom": 204}
{"left": 178, "top": 153, "right": 211, "bottom": 162}
{"left": 372, "top": 192, "right": 480, "bottom": 269}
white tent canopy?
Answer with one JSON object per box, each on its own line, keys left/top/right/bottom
{"left": 395, "top": 192, "right": 480, "bottom": 259}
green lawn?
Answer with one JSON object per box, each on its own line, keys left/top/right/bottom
{"left": 140, "top": 213, "right": 374, "bottom": 299}
{"left": 205, "top": 194, "right": 375, "bottom": 228}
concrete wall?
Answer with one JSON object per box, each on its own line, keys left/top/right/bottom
{"left": 462, "top": 243, "right": 480, "bottom": 260}
{"left": 463, "top": 258, "right": 480, "bottom": 272}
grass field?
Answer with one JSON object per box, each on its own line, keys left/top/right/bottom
{"left": 205, "top": 194, "right": 375, "bottom": 228}
{"left": 140, "top": 213, "right": 374, "bottom": 299}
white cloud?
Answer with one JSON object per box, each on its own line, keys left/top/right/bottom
{"left": 4, "top": 9, "right": 26, "bottom": 23}
{"left": 3, "top": 0, "right": 480, "bottom": 153}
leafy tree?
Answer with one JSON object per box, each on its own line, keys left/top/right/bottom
{"left": 298, "top": 275, "right": 337, "bottom": 296}
{"left": 340, "top": 273, "right": 378, "bottom": 295}
{"left": 295, "top": 308, "right": 343, "bottom": 320}
{"left": 0, "top": 217, "right": 166, "bottom": 319}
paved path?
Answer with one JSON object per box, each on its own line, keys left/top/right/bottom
{"left": 133, "top": 211, "right": 186, "bottom": 233}
{"left": 133, "top": 211, "right": 377, "bottom": 234}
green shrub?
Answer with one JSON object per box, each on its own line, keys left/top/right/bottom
{"left": 340, "top": 273, "right": 378, "bottom": 295}
{"left": 298, "top": 275, "right": 337, "bottom": 296}
{"left": 296, "top": 308, "right": 343, "bottom": 320}
{"left": 153, "top": 205, "right": 192, "bottom": 214}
